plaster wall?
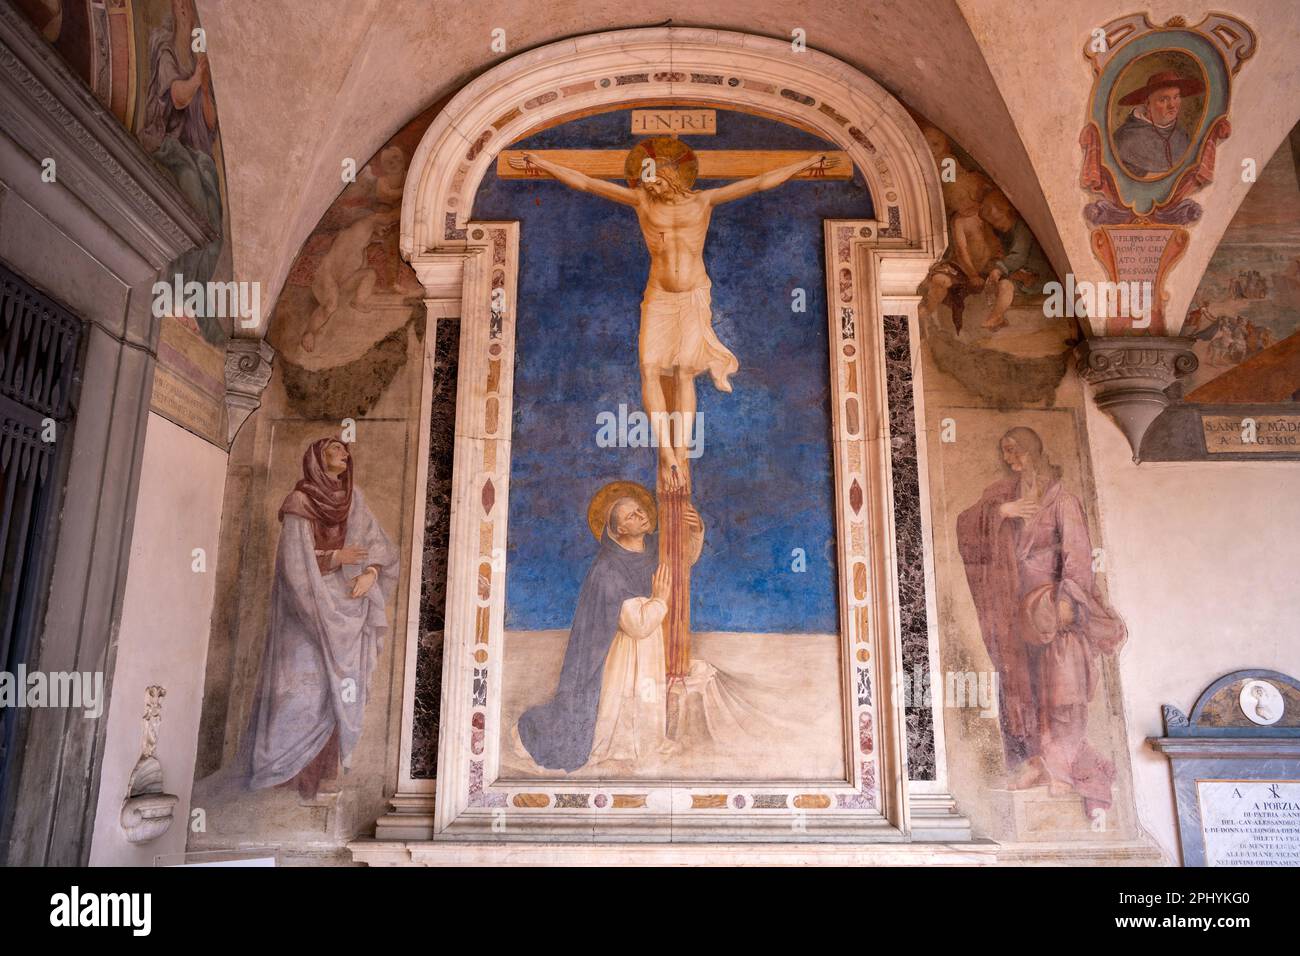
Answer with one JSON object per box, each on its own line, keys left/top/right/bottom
{"left": 89, "top": 413, "right": 227, "bottom": 866}
{"left": 1085, "top": 395, "right": 1300, "bottom": 863}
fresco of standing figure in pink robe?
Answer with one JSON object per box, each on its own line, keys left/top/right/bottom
{"left": 956, "top": 427, "right": 1127, "bottom": 815}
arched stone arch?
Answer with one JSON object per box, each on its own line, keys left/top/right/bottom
{"left": 401, "top": 27, "right": 945, "bottom": 260}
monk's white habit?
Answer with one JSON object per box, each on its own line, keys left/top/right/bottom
{"left": 586, "top": 595, "right": 673, "bottom": 764}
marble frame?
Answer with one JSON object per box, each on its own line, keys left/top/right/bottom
{"left": 387, "top": 27, "right": 955, "bottom": 846}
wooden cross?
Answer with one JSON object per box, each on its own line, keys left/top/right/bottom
{"left": 497, "top": 149, "right": 851, "bottom": 181}
{"left": 500, "top": 139, "right": 847, "bottom": 702}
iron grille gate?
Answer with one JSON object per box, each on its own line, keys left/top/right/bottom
{"left": 0, "top": 262, "right": 84, "bottom": 811}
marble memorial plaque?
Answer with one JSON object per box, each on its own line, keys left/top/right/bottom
{"left": 1197, "top": 780, "right": 1300, "bottom": 866}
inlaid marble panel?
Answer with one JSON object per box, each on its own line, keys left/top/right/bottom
{"left": 884, "top": 314, "right": 935, "bottom": 780}
{"left": 411, "top": 320, "right": 460, "bottom": 778}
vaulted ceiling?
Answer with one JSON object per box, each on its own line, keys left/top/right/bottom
{"left": 196, "top": 0, "right": 1300, "bottom": 332}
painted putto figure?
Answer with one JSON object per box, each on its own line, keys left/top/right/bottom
{"left": 957, "top": 427, "right": 1127, "bottom": 815}
{"left": 246, "top": 438, "right": 397, "bottom": 798}
{"left": 917, "top": 125, "right": 1049, "bottom": 335}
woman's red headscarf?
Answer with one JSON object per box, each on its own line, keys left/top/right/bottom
{"left": 279, "top": 438, "right": 354, "bottom": 561}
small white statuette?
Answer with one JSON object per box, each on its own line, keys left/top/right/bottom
{"left": 120, "top": 685, "right": 179, "bottom": 843}
{"left": 1239, "top": 680, "right": 1284, "bottom": 726}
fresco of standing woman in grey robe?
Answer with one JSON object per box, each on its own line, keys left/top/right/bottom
{"left": 139, "top": 0, "right": 225, "bottom": 342}
{"left": 956, "top": 427, "right": 1127, "bottom": 816}
{"left": 245, "top": 438, "right": 397, "bottom": 799}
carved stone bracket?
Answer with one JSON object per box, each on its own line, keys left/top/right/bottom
{"left": 224, "top": 337, "right": 276, "bottom": 445}
{"left": 1075, "top": 336, "right": 1198, "bottom": 462}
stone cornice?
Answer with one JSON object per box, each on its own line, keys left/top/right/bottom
{"left": 1147, "top": 737, "right": 1300, "bottom": 760}
{"left": 0, "top": 5, "right": 215, "bottom": 275}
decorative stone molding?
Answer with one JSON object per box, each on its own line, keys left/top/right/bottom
{"left": 119, "top": 686, "right": 178, "bottom": 845}
{"left": 0, "top": 4, "right": 213, "bottom": 276}
{"left": 349, "top": 840, "right": 998, "bottom": 867}
{"left": 224, "top": 337, "right": 275, "bottom": 445}
{"left": 1162, "top": 704, "right": 1191, "bottom": 731}
{"left": 400, "top": 28, "right": 945, "bottom": 265}
{"left": 1075, "top": 336, "right": 1198, "bottom": 462}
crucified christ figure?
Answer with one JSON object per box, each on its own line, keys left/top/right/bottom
{"left": 510, "top": 142, "right": 836, "bottom": 490}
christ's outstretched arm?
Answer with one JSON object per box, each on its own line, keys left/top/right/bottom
{"left": 509, "top": 152, "right": 640, "bottom": 206}
{"left": 702, "top": 153, "right": 837, "bottom": 206}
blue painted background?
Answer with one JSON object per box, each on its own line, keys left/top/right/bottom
{"left": 476, "top": 108, "right": 872, "bottom": 633}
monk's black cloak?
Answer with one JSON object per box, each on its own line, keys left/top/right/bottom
{"left": 517, "top": 530, "right": 657, "bottom": 771}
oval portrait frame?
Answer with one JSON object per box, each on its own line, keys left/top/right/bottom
{"left": 1089, "top": 28, "right": 1231, "bottom": 215}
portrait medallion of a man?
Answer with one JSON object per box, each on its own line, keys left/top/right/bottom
{"left": 1112, "top": 68, "right": 1204, "bottom": 178}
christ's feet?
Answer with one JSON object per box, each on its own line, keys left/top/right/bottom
{"left": 666, "top": 467, "right": 690, "bottom": 494}
{"left": 658, "top": 455, "right": 689, "bottom": 494}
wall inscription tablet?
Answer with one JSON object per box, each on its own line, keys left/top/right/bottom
{"left": 1149, "top": 669, "right": 1300, "bottom": 866}
{"left": 1197, "top": 780, "right": 1300, "bottom": 866}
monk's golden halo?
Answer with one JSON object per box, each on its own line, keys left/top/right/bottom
{"left": 587, "top": 480, "right": 657, "bottom": 540}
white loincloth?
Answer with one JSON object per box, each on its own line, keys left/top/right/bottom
{"left": 639, "top": 282, "right": 739, "bottom": 392}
